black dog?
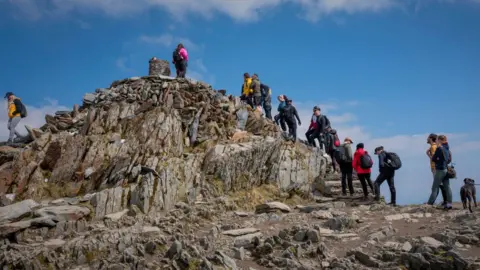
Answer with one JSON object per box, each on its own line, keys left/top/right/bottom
{"left": 460, "top": 178, "right": 477, "bottom": 213}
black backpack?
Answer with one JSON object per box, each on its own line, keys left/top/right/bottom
{"left": 334, "top": 146, "right": 350, "bottom": 164}
{"left": 14, "top": 99, "right": 27, "bottom": 118}
{"left": 386, "top": 152, "right": 402, "bottom": 170}
{"left": 323, "top": 115, "right": 331, "bottom": 130}
{"left": 360, "top": 152, "right": 373, "bottom": 169}
{"left": 172, "top": 49, "right": 182, "bottom": 63}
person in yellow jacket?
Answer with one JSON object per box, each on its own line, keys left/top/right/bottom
{"left": 4, "top": 92, "right": 26, "bottom": 143}
{"left": 240, "top": 73, "right": 253, "bottom": 108}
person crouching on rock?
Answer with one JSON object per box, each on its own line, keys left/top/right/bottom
{"left": 282, "top": 99, "right": 301, "bottom": 142}
{"left": 274, "top": 95, "right": 288, "bottom": 132}
{"left": 4, "top": 92, "right": 27, "bottom": 144}
{"left": 172, "top": 43, "right": 188, "bottom": 78}
{"left": 305, "top": 106, "right": 319, "bottom": 146}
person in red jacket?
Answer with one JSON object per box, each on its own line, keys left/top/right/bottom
{"left": 305, "top": 106, "right": 319, "bottom": 146}
{"left": 353, "top": 143, "right": 375, "bottom": 199}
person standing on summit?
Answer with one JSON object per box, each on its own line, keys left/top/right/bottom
{"left": 260, "top": 81, "right": 272, "bottom": 120}
{"left": 250, "top": 74, "right": 263, "bottom": 112}
{"left": 305, "top": 106, "right": 319, "bottom": 146}
{"left": 4, "top": 92, "right": 27, "bottom": 144}
{"left": 172, "top": 43, "right": 188, "bottom": 78}
{"left": 282, "top": 99, "right": 301, "bottom": 141}
{"left": 240, "top": 73, "right": 253, "bottom": 108}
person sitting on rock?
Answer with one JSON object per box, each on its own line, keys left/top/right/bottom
{"left": 374, "top": 146, "right": 396, "bottom": 206}
{"left": 260, "top": 81, "right": 272, "bottom": 120}
{"left": 274, "top": 95, "right": 287, "bottom": 132}
{"left": 250, "top": 74, "right": 263, "bottom": 112}
{"left": 353, "top": 143, "right": 375, "bottom": 199}
{"left": 172, "top": 43, "right": 188, "bottom": 78}
{"left": 4, "top": 92, "right": 26, "bottom": 144}
{"left": 305, "top": 106, "right": 319, "bottom": 146}
{"left": 282, "top": 99, "right": 301, "bottom": 142}
{"left": 240, "top": 73, "right": 253, "bottom": 108}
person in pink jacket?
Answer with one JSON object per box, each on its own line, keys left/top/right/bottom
{"left": 353, "top": 143, "right": 375, "bottom": 199}
{"left": 172, "top": 43, "right": 188, "bottom": 78}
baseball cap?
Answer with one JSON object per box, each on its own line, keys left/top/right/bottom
{"left": 4, "top": 92, "right": 14, "bottom": 99}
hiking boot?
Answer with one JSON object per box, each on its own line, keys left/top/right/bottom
{"left": 388, "top": 202, "right": 397, "bottom": 207}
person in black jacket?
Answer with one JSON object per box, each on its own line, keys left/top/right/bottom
{"left": 374, "top": 146, "right": 396, "bottom": 206}
{"left": 260, "top": 83, "right": 272, "bottom": 120}
{"left": 282, "top": 99, "right": 301, "bottom": 141}
{"left": 309, "top": 108, "right": 328, "bottom": 149}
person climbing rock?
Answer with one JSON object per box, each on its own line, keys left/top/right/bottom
{"left": 250, "top": 74, "right": 263, "bottom": 112}
{"left": 306, "top": 106, "right": 319, "bottom": 146}
{"left": 353, "top": 143, "right": 375, "bottom": 199}
{"left": 374, "top": 146, "right": 397, "bottom": 206}
{"left": 326, "top": 129, "right": 340, "bottom": 172}
{"left": 310, "top": 108, "right": 328, "bottom": 150}
{"left": 282, "top": 99, "right": 301, "bottom": 142}
{"left": 337, "top": 137, "right": 354, "bottom": 196}
{"left": 172, "top": 43, "right": 188, "bottom": 78}
{"left": 260, "top": 82, "right": 272, "bottom": 120}
{"left": 274, "top": 95, "right": 287, "bottom": 132}
{"left": 240, "top": 73, "right": 253, "bottom": 108}
{"left": 426, "top": 133, "right": 447, "bottom": 207}
{"left": 4, "top": 92, "right": 26, "bottom": 144}
{"left": 427, "top": 135, "right": 453, "bottom": 209}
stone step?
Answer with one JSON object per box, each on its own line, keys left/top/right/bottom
{"left": 328, "top": 187, "right": 365, "bottom": 196}
{"left": 323, "top": 180, "right": 363, "bottom": 188}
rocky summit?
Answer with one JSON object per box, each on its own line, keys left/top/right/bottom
{"left": 0, "top": 71, "right": 478, "bottom": 270}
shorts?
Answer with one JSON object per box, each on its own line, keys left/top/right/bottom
{"left": 253, "top": 96, "right": 262, "bottom": 106}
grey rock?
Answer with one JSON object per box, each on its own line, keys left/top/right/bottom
{"left": 0, "top": 199, "right": 39, "bottom": 224}
{"left": 167, "top": 241, "right": 182, "bottom": 259}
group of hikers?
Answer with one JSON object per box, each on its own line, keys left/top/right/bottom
{"left": 2, "top": 44, "right": 459, "bottom": 209}
{"left": 238, "top": 71, "right": 458, "bottom": 208}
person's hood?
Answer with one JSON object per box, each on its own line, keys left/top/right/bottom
{"left": 244, "top": 77, "right": 252, "bottom": 83}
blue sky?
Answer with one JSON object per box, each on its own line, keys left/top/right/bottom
{"left": 1, "top": 0, "right": 479, "bottom": 205}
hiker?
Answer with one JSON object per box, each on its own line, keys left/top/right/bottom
{"left": 353, "top": 143, "right": 375, "bottom": 199}
{"left": 250, "top": 74, "right": 263, "bottom": 112}
{"left": 305, "top": 106, "right": 319, "bottom": 146}
{"left": 274, "top": 95, "right": 287, "bottom": 132}
{"left": 427, "top": 135, "right": 453, "bottom": 209}
{"left": 336, "top": 137, "right": 354, "bottom": 195}
{"left": 172, "top": 43, "right": 188, "bottom": 78}
{"left": 5, "top": 92, "right": 26, "bottom": 144}
{"left": 326, "top": 129, "right": 340, "bottom": 172}
{"left": 282, "top": 99, "right": 301, "bottom": 141}
{"left": 260, "top": 82, "right": 272, "bottom": 120}
{"left": 373, "top": 146, "right": 397, "bottom": 206}
{"left": 426, "top": 133, "right": 448, "bottom": 206}
{"left": 240, "top": 73, "right": 253, "bottom": 108}
{"left": 309, "top": 107, "right": 329, "bottom": 150}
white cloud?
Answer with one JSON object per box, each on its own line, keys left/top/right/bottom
{"left": 287, "top": 100, "right": 480, "bottom": 205}
{"left": 186, "top": 59, "right": 216, "bottom": 85}
{"left": 0, "top": 99, "right": 69, "bottom": 141}
{"left": 115, "top": 57, "right": 136, "bottom": 73}
{"left": 6, "top": 0, "right": 480, "bottom": 22}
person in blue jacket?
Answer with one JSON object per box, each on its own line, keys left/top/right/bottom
{"left": 274, "top": 95, "right": 287, "bottom": 132}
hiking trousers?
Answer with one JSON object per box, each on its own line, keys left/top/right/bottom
{"left": 357, "top": 173, "right": 375, "bottom": 197}
{"left": 427, "top": 169, "right": 452, "bottom": 205}
{"left": 285, "top": 119, "right": 297, "bottom": 141}
{"left": 340, "top": 163, "right": 354, "bottom": 195}
{"left": 263, "top": 104, "right": 272, "bottom": 120}
{"left": 374, "top": 171, "right": 396, "bottom": 204}
{"left": 176, "top": 60, "right": 187, "bottom": 78}
{"left": 305, "top": 129, "right": 315, "bottom": 146}
{"left": 274, "top": 114, "right": 287, "bottom": 131}
{"left": 8, "top": 117, "right": 21, "bottom": 142}
{"left": 432, "top": 169, "right": 448, "bottom": 204}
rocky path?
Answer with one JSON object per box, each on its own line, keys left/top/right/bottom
{"left": 1, "top": 193, "right": 479, "bottom": 270}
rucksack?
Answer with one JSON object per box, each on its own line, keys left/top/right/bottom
{"left": 334, "top": 146, "right": 350, "bottom": 164}
{"left": 333, "top": 133, "right": 340, "bottom": 147}
{"left": 172, "top": 49, "right": 182, "bottom": 63}
{"left": 441, "top": 148, "right": 456, "bottom": 178}
{"left": 323, "top": 115, "right": 331, "bottom": 131}
{"left": 14, "top": 99, "right": 27, "bottom": 118}
{"left": 360, "top": 152, "right": 373, "bottom": 169}
{"left": 385, "top": 152, "right": 402, "bottom": 170}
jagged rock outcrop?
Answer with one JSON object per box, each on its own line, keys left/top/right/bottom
{"left": 0, "top": 71, "right": 330, "bottom": 220}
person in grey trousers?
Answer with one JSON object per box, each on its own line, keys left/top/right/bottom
{"left": 5, "top": 92, "right": 26, "bottom": 144}
{"left": 427, "top": 134, "right": 453, "bottom": 209}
